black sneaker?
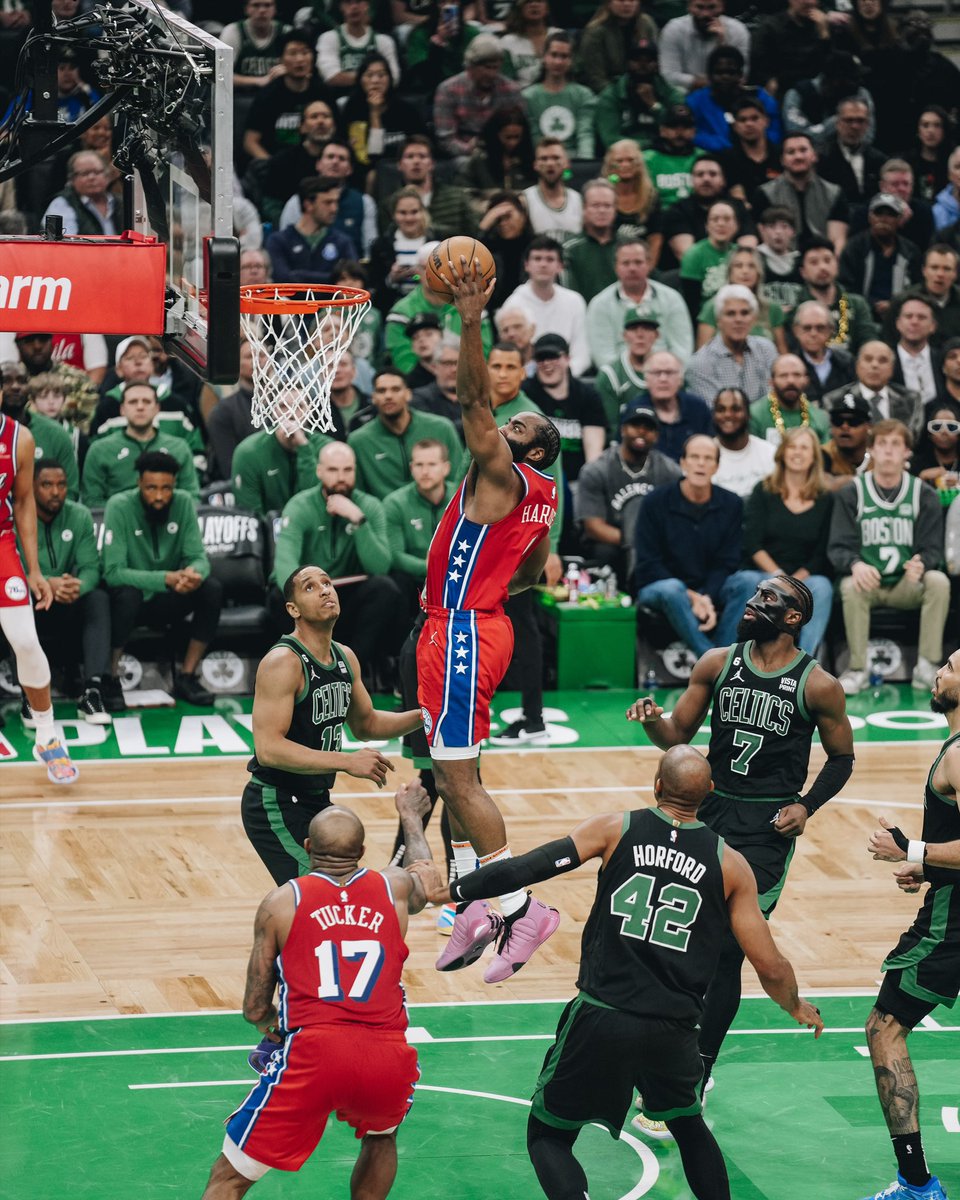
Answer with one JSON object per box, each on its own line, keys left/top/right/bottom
{"left": 488, "top": 719, "right": 549, "bottom": 746}
{"left": 174, "top": 673, "right": 214, "bottom": 706}
{"left": 20, "top": 693, "right": 37, "bottom": 730}
{"left": 100, "top": 674, "right": 127, "bottom": 713}
{"left": 78, "top": 683, "right": 112, "bottom": 726}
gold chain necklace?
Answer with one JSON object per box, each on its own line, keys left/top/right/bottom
{"left": 768, "top": 391, "right": 811, "bottom": 436}
{"left": 827, "top": 294, "right": 850, "bottom": 348}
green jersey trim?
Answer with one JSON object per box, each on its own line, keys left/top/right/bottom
{"left": 927, "top": 733, "right": 960, "bottom": 807}
{"left": 883, "top": 885, "right": 953, "bottom": 974}
{"left": 744, "top": 640, "right": 806, "bottom": 679}
{"left": 795, "top": 657, "right": 817, "bottom": 723}
{"left": 648, "top": 807, "right": 705, "bottom": 830}
{"left": 756, "top": 841, "right": 795, "bottom": 915}
{"left": 261, "top": 784, "right": 311, "bottom": 875}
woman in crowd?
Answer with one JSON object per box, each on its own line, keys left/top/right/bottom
{"left": 904, "top": 107, "right": 956, "bottom": 205}
{"left": 575, "top": 0, "right": 658, "bottom": 95}
{"left": 910, "top": 399, "right": 960, "bottom": 490}
{"left": 459, "top": 106, "right": 536, "bottom": 212}
{"left": 718, "top": 425, "right": 835, "bottom": 657}
{"left": 500, "top": 0, "right": 561, "bottom": 86}
{"left": 934, "top": 146, "right": 960, "bottom": 232}
{"left": 679, "top": 199, "right": 738, "bottom": 320}
{"left": 477, "top": 190, "right": 534, "bottom": 309}
{"left": 602, "top": 139, "right": 662, "bottom": 265}
{"left": 342, "top": 52, "right": 421, "bottom": 189}
{"left": 368, "top": 187, "right": 433, "bottom": 312}
{"left": 696, "top": 248, "right": 788, "bottom": 352}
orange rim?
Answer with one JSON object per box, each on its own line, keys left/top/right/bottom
{"left": 240, "top": 283, "right": 371, "bottom": 315}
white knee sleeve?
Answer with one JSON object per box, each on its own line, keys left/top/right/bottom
{"left": 0, "top": 606, "right": 51, "bottom": 688}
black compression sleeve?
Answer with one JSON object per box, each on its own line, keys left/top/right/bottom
{"left": 450, "top": 837, "right": 582, "bottom": 903}
{"left": 801, "top": 753, "right": 855, "bottom": 816}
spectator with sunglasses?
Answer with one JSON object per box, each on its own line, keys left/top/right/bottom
{"left": 821, "top": 391, "right": 872, "bottom": 489}
{"left": 911, "top": 399, "right": 960, "bottom": 490}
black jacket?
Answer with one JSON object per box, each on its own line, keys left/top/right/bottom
{"left": 816, "top": 137, "right": 888, "bottom": 206}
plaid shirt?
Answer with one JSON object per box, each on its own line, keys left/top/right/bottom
{"left": 433, "top": 71, "right": 524, "bottom": 157}
{"left": 684, "top": 335, "right": 778, "bottom": 405}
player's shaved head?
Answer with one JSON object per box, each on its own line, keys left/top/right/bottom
{"left": 306, "top": 806, "right": 365, "bottom": 863}
{"left": 655, "top": 746, "right": 713, "bottom": 810}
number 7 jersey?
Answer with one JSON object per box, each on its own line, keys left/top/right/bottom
{"left": 277, "top": 868, "right": 409, "bottom": 1033}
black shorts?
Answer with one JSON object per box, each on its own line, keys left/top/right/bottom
{"left": 241, "top": 779, "right": 331, "bottom": 885}
{"left": 876, "top": 884, "right": 960, "bottom": 1029}
{"left": 698, "top": 791, "right": 796, "bottom": 915}
{"left": 400, "top": 615, "right": 429, "bottom": 769}
{"left": 531, "top": 993, "right": 703, "bottom": 1138}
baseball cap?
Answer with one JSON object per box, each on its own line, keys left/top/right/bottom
{"left": 620, "top": 397, "right": 659, "bottom": 427}
{"left": 623, "top": 306, "right": 660, "bottom": 329}
{"left": 869, "top": 192, "right": 905, "bottom": 216}
{"left": 661, "top": 103, "right": 695, "bottom": 128}
{"left": 533, "top": 333, "right": 570, "bottom": 359}
{"left": 115, "top": 335, "right": 153, "bottom": 365}
{"left": 829, "top": 391, "right": 871, "bottom": 420}
{"left": 406, "top": 312, "right": 441, "bottom": 338}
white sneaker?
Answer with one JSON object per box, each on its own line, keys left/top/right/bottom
{"left": 839, "top": 669, "right": 867, "bottom": 696}
{"left": 631, "top": 1102, "right": 673, "bottom": 1141}
{"left": 911, "top": 657, "right": 938, "bottom": 690}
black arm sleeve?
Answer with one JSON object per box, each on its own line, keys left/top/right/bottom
{"left": 800, "top": 753, "right": 855, "bottom": 816}
{"left": 450, "top": 837, "right": 582, "bottom": 903}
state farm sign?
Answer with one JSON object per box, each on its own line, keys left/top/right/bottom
{"left": 0, "top": 233, "right": 167, "bottom": 333}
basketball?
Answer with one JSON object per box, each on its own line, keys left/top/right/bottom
{"left": 422, "top": 236, "right": 496, "bottom": 298}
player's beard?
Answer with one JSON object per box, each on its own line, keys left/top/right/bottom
{"left": 736, "top": 611, "right": 780, "bottom": 643}
{"left": 143, "top": 501, "right": 172, "bottom": 524}
{"left": 931, "top": 689, "right": 958, "bottom": 714}
{"left": 504, "top": 435, "right": 529, "bottom": 463}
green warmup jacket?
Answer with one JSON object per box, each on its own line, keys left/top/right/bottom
{"left": 232, "top": 430, "right": 333, "bottom": 513}
{"left": 25, "top": 500, "right": 101, "bottom": 593}
{"left": 349, "top": 411, "right": 463, "bottom": 501}
{"left": 384, "top": 479, "right": 457, "bottom": 580}
{"left": 23, "top": 410, "right": 80, "bottom": 499}
{"left": 457, "top": 393, "right": 565, "bottom": 553}
{"left": 384, "top": 291, "right": 494, "bottom": 375}
{"left": 272, "top": 486, "right": 391, "bottom": 585}
{"left": 81, "top": 427, "right": 200, "bottom": 507}
{"left": 102, "top": 489, "right": 209, "bottom": 598}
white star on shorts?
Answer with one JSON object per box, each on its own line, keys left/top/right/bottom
{"left": 455, "top": 632, "right": 468, "bottom": 643}
{"left": 448, "top": 569, "right": 461, "bottom": 582}
{"left": 454, "top": 662, "right": 468, "bottom": 674}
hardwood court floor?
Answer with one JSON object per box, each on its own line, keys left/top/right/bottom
{"left": 0, "top": 741, "right": 937, "bottom": 1021}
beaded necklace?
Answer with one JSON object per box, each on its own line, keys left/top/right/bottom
{"left": 827, "top": 294, "right": 850, "bottom": 348}
{"left": 767, "top": 390, "right": 811, "bottom": 436}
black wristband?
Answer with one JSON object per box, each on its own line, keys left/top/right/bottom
{"left": 450, "top": 837, "right": 582, "bottom": 903}
{"left": 800, "top": 753, "right": 855, "bottom": 816}
{"left": 885, "top": 825, "right": 909, "bottom": 854}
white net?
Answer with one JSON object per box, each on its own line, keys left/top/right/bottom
{"left": 240, "top": 285, "right": 371, "bottom": 434}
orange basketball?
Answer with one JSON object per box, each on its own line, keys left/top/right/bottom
{"left": 422, "top": 236, "right": 496, "bottom": 298}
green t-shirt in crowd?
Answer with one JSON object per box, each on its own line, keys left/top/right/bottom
{"left": 679, "top": 240, "right": 734, "bottom": 299}
{"left": 642, "top": 148, "right": 702, "bottom": 209}
{"left": 522, "top": 82, "right": 598, "bottom": 161}
{"left": 748, "top": 396, "right": 831, "bottom": 446}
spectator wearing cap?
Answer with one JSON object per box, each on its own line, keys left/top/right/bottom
{"left": 838, "top": 193, "right": 923, "bottom": 322}
{"left": 718, "top": 96, "right": 781, "bottom": 203}
{"left": 748, "top": 353, "right": 831, "bottom": 447}
{"left": 403, "top": 312, "right": 443, "bottom": 390}
{"left": 576, "top": 397, "right": 682, "bottom": 588}
{"left": 711, "top": 385, "right": 776, "bottom": 497}
{"left": 501, "top": 236, "right": 590, "bottom": 376}
{"left": 596, "top": 308, "right": 661, "bottom": 429}
{"left": 1, "top": 359, "right": 80, "bottom": 499}
{"left": 685, "top": 284, "right": 778, "bottom": 405}
{"left": 636, "top": 349, "right": 713, "bottom": 462}
{"left": 81, "top": 382, "right": 200, "bottom": 508}
{"left": 815, "top": 98, "right": 886, "bottom": 207}
{"left": 821, "top": 389, "right": 873, "bottom": 488}
{"left": 643, "top": 105, "right": 702, "bottom": 212}
{"left": 522, "top": 334, "right": 607, "bottom": 480}
{"left": 753, "top": 133, "right": 850, "bottom": 253}
{"left": 870, "top": 159, "right": 937, "bottom": 254}
{"left": 686, "top": 46, "right": 780, "bottom": 154}
{"left": 883, "top": 244, "right": 960, "bottom": 349}
{"left": 657, "top": 0, "right": 750, "bottom": 94}
{"left": 781, "top": 52, "right": 875, "bottom": 149}
{"left": 595, "top": 41, "right": 684, "bottom": 153}
{"left": 634, "top": 433, "right": 743, "bottom": 656}
{"left": 586, "top": 237, "right": 694, "bottom": 370}
{"left": 562, "top": 179, "right": 619, "bottom": 304}
{"left": 789, "top": 301, "right": 856, "bottom": 406}
{"left": 432, "top": 36, "right": 525, "bottom": 160}
{"left": 824, "top": 339, "right": 923, "bottom": 442}
{"left": 266, "top": 176, "right": 358, "bottom": 285}
{"left": 575, "top": 0, "right": 659, "bottom": 96}
{"left": 43, "top": 149, "right": 119, "bottom": 236}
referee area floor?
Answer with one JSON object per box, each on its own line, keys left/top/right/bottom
{"left": 2, "top": 995, "right": 957, "bottom": 1200}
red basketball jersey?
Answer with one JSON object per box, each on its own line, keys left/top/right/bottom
{"left": 423, "top": 463, "right": 557, "bottom": 613}
{"left": 277, "top": 869, "right": 409, "bottom": 1033}
{"left": 0, "top": 414, "right": 21, "bottom": 536}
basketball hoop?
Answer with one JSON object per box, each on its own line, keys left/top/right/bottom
{"left": 240, "top": 284, "right": 371, "bottom": 434}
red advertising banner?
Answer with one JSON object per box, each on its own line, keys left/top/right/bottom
{"left": 0, "top": 233, "right": 168, "bottom": 334}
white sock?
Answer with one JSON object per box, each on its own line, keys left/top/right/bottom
{"left": 478, "top": 845, "right": 527, "bottom": 917}
{"left": 452, "top": 840, "right": 477, "bottom": 880}
{"left": 32, "top": 707, "right": 57, "bottom": 745}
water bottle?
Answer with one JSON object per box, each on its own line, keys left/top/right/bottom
{"left": 644, "top": 666, "right": 658, "bottom": 692}
{"left": 578, "top": 568, "right": 592, "bottom": 599}
{"left": 605, "top": 571, "right": 618, "bottom": 602}
{"left": 565, "top": 562, "right": 580, "bottom": 601}
{"left": 869, "top": 664, "right": 884, "bottom": 698}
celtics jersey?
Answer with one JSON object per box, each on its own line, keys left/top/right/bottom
{"left": 853, "top": 473, "right": 923, "bottom": 585}
{"left": 708, "top": 641, "right": 817, "bottom": 801}
{"left": 577, "top": 808, "right": 727, "bottom": 1022}
{"left": 236, "top": 22, "right": 286, "bottom": 78}
{"left": 922, "top": 733, "right": 960, "bottom": 890}
{"left": 248, "top": 636, "right": 354, "bottom": 794}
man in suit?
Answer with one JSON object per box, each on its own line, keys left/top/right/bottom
{"left": 816, "top": 98, "right": 887, "bottom": 208}
{"left": 790, "top": 301, "right": 855, "bottom": 405}
{"left": 890, "top": 296, "right": 947, "bottom": 407}
{"left": 823, "top": 340, "right": 923, "bottom": 442}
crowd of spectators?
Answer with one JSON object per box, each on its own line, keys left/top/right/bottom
{"left": 1, "top": 0, "right": 960, "bottom": 724}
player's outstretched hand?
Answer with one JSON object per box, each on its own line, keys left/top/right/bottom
{"left": 626, "top": 696, "right": 663, "bottom": 724}
{"left": 893, "top": 863, "right": 924, "bottom": 894}
{"left": 395, "top": 779, "right": 430, "bottom": 820}
{"left": 792, "top": 1000, "right": 824, "bottom": 1038}
{"left": 346, "top": 747, "right": 395, "bottom": 788}
{"left": 869, "top": 816, "right": 908, "bottom": 862}
{"left": 407, "top": 860, "right": 450, "bottom": 904}
{"left": 444, "top": 255, "right": 495, "bottom": 322}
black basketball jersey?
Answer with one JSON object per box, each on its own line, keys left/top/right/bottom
{"left": 923, "top": 732, "right": 960, "bottom": 890}
{"left": 577, "top": 808, "right": 728, "bottom": 1022}
{"left": 708, "top": 641, "right": 818, "bottom": 801}
{"left": 248, "top": 636, "right": 354, "bottom": 794}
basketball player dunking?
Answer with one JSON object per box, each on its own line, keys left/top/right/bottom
{"left": 416, "top": 256, "right": 563, "bottom": 983}
{"left": 627, "top": 575, "right": 854, "bottom": 1132}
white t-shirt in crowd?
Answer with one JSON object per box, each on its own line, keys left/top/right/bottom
{"left": 713, "top": 436, "right": 776, "bottom": 498}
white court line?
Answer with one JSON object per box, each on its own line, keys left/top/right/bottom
{"left": 943, "top": 1107, "right": 960, "bottom": 1134}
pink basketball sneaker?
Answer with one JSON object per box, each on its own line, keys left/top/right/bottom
{"left": 483, "top": 896, "right": 560, "bottom": 983}
{"left": 435, "top": 900, "right": 504, "bottom": 971}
